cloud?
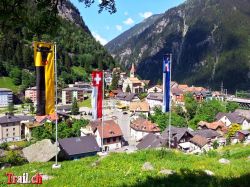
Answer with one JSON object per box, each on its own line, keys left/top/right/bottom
{"left": 116, "top": 25, "right": 122, "bottom": 31}
{"left": 92, "top": 32, "right": 108, "bottom": 45}
{"left": 124, "top": 11, "right": 128, "bottom": 16}
{"left": 123, "top": 18, "right": 134, "bottom": 25}
{"left": 139, "top": 11, "right": 153, "bottom": 19}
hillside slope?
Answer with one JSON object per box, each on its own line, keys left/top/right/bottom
{"left": 106, "top": 0, "right": 250, "bottom": 92}
{"left": 0, "top": 145, "right": 250, "bottom": 186}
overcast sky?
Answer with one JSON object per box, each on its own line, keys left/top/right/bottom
{"left": 71, "top": 0, "right": 185, "bottom": 45}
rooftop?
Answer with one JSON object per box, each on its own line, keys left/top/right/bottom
{"left": 131, "top": 118, "right": 160, "bottom": 133}
{"left": 129, "top": 101, "right": 149, "bottom": 112}
{"left": 147, "top": 93, "right": 163, "bottom": 101}
{"left": 190, "top": 135, "right": 209, "bottom": 148}
{"left": 59, "top": 136, "right": 100, "bottom": 156}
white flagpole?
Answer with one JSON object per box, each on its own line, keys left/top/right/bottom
{"left": 101, "top": 70, "right": 104, "bottom": 152}
{"left": 168, "top": 54, "right": 172, "bottom": 149}
{"left": 52, "top": 42, "right": 60, "bottom": 169}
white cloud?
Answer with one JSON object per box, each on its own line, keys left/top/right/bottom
{"left": 123, "top": 18, "right": 134, "bottom": 25}
{"left": 124, "top": 11, "right": 128, "bottom": 16}
{"left": 139, "top": 11, "right": 153, "bottom": 19}
{"left": 116, "top": 25, "right": 122, "bottom": 31}
{"left": 92, "top": 32, "right": 108, "bottom": 45}
{"left": 98, "top": 0, "right": 102, "bottom": 4}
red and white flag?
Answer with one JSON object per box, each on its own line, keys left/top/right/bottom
{"left": 91, "top": 70, "right": 103, "bottom": 119}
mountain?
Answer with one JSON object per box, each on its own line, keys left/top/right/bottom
{"left": 0, "top": 0, "right": 116, "bottom": 93}
{"left": 106, "top": 0, "right": 250, "bottom": 92}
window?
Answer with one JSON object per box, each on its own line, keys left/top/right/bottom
{"left": 6, "top": 133, "right": 8, "bottom": 137}
{"left": 113, "top": 137, "right": 116, "bottom": 142}
{"left": 6, "top": 129, "right": 8, "bottom": 132}
{"left": 107, "top": 138, "right": 110, "bottom": 143}
{"left": 13, "top": 132, "right": 15, "bottom": 136}
{"left": 13, "top": 128, "right": 15, "bottom": 131}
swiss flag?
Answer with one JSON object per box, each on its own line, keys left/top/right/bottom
{"left": 92, "top": 71, "right": 103, "bottom": 119}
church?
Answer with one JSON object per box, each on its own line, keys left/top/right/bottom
{"left": 122, "top": 64, "right": 148, "bottom": 93}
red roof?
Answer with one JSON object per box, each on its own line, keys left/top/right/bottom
{"left": 130, "top": 118, "right": 161, "bottom": 133}
{"left": 96, "top": 120, "right": 123, "bottom": 138}
{"left": 198, "top": 121, "right": 227, "bottom": 132}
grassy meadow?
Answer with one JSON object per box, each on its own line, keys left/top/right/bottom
{"left": 0, "top": 144, "right": 250, "bottom": 187}
{"left": 0, "top": 77, "right": 19, "bottom": 93}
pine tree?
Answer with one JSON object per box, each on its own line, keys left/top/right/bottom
{"left": 71, "top": 97, "right": 79, "bottom": 115}
{"left": 126, "top": 85, "right": 131, "bottom": 93}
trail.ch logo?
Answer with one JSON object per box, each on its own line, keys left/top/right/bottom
{"left": 6, "top": 172, "right": 43, "bottom": 185}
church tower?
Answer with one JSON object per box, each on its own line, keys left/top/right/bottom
{"left": 130, "top": 63, "right": 135, "bottom": 78}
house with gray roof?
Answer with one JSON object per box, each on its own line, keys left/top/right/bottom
{"left": 58, "top": 136, "right": 100, "bottom": 160}
{"left": 146, "top": 93, "right": 163, "bottom": 110}
{"left": 161, "top": 126, "right": 194, "bottom": 148}
{"left": 116, "top": 92, "right": 140, "bottom": 106}
{"left": 136, "top": 133, "right": 165, "bottom": 150}
{"left": 216, "top": 112, "right": 250, "bottom": 130}
{"left": 0, "top": 113, "right": 34, "bottom": 143}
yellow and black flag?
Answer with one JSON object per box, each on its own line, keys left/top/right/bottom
{"left": 34, "top": 42, "right": 55, "bottom": 116}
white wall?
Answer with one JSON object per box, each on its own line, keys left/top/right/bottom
{"left": 242, "top": 120, "right": 250, "bottom": 130}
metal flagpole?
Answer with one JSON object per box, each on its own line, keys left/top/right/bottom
{"left": 101, "top": 70, "right": 104, "bottom": 152}
{"left": 168, "top": 54, "right": 172, "bottom": 149}
{"left": 53, "top": 42, "right": 60, "bottom": 169}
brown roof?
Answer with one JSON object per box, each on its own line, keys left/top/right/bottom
{"left": 178, "top": 84, "right": 189, "bottom": 90}
{"left": 129, "top": 101, "right": 149, "bottom": 112}
{"left": 131, "top": 118, "right": 161, "bottom": 133}
{"left": 184, "top": 86, "right": 206, "bottom": 93}
{"left": 95, "top": 120, "right": 123, "bottom": 138}
{"left": 190, "top": 135, "right": 209, "bottom": 148}
{"left": 198, "top": 121, "right": 227, "bottom": 131}
{"left": 129, "top": 77, "right": 143, "bottom": 84}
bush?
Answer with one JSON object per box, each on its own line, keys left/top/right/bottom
{"left": 4, "top": 151, "right": 27, "bottom": 166}
{"left": 212, "top": 140, "right": 219, "bottom": 149}
{"left": 0, "top": 142, "right": 8, "bottom": 150}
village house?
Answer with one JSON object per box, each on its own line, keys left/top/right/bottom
{"left": 90, "top": 120, "right": 123, "bottom": 152}
{"left": 191, "top": 129, "right": 220, "bottom": 142}
{"left": 161, "top": 126, "right": 194, "bottom": 148}
{"left": 62, "top": 87, "right": 86, "bottom": 105}
{"left": 147, "top": 85, "right": 163, "bottom": 93}
{"left": 130, "top": 118, "right": 160, "bottom": 141}
{"left": 198, "top": 121, "right": 228, "bottom": 135}
{"left": 58, "top": 136, "right": 100, "bottom": 160}
{"left": 25, "top": 87, "right": 37, "bottom": 104}
{"left": 216, "top": 112, "right": 250, "bottom": 130}
{"left": 235, "top": 130, "right": 250, "bottom": 143}
{"left": 0, "top": 113, "right": 34, "bottom": 143}
{"left": 116, "top": 92, "right": 140, "bottom": 107}
{"left": 129, "top": 101, "right": 150, "bottom": 118}
{"left": 69, "top": 82, "right": 92, "bottom": 93}
{"left": 189, "top": 135, "right": 210, "bottom": 153}
{"left": 192, "top": 91, "right": 212, "bottom": 102}
{"left": 136, "top": 133, "right": 164, "bottom": 150}
{"left": 122, "top": 64, "right": 146, "bottom": 93}
{"left": 146, "top": 93, "right": 163, "bottom": 110}
{"left": 171, "top": 87, "right": 184, "bottom": 104}
{"left": 0, "top": 88, "right": 13, "bottom": 107}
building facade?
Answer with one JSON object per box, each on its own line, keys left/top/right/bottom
{"left": 62, "top": 87, "right": 85, "bottom": 105}
{"left": 0, "top": 88, "right": 13, "bottom": 107}
{"left": 25, "top": 87, "right": 37, "bottom": 104}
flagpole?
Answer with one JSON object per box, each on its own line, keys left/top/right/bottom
{"left": 53, "top": 42, "right": 60, "bottom": 169}
{"left": 101, "top": 70, "right": 104, "bottom": 152}
{"left": 168, "top": 54, "right": 172, "bottom": 149}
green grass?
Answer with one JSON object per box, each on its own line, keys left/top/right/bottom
{"left": 0, "top": 144, "right": 250, "bottom": 186}
{"left": 78, "top": 97, "right": 91, "bottom": 108}
{"left": 0, "top": 77, "right": 19, "bottom": 93}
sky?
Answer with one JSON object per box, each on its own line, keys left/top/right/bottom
{"left": 71, "top": 0, "right": 185, "bottom": 45}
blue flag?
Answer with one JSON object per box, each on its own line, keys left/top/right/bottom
{"left": 162, "top": 54, "right": 171, "bottom": 112}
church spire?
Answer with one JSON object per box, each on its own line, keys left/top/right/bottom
{"left": 130, "top": 63, "right": 135, "bottom": 78}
